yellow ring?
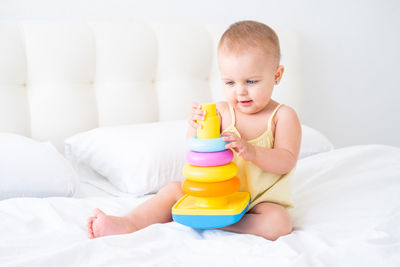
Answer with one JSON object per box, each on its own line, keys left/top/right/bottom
{"left": 183, "top": 162, "right": 238, "bottom": 182}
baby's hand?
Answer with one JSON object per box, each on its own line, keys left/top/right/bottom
{"left": 188, "top": 102, "right": 206, "bottom": 129}
{"left": 222, "top": 132, "right": 256, "bottom": 161}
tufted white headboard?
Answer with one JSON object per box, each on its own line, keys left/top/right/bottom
{"left": 0, "top": 21, "right": 303, "bottom": 152}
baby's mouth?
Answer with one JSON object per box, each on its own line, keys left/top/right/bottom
{"left": 239, "top": 100, "right": 253, "bottom": 105}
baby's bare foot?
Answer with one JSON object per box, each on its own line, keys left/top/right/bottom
{"left": 87, "top": 208, "right": 137, "bottom": 239}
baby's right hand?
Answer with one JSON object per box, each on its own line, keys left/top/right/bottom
{"left": 188, "top": 102, "right": 206, "bottom": 129}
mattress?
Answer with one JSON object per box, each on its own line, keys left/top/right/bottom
{"left": 1, "top": 145, "right": 399, "bottom": 266}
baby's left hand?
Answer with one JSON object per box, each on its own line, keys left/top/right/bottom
{"left": 222, "top": 132, "right": 256, "bottom": 161}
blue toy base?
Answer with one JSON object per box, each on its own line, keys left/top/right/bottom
{"left": 172, "top": 201, "right": 250, "bottom": 229}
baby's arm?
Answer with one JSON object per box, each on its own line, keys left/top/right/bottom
{"left": 224, "top": 105, "right": 301, "bottom": 174}
{"left": 255, "top": 105, "right": 301, "bottom": 174}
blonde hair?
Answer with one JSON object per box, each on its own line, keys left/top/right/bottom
{"left": 218, "top": 20, "right": 281, "bottom": 64}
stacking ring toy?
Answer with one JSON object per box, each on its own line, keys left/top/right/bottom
{"left": 182, "top": 177, "right": 240, "bottom": 197}
{"left": 188, "top": 136, "right": 228, "bottom": 152}
{"left": 172, "top": 103, "right": 250, "bottom": 229}
{"left": 186, "top": 149, "right": 233, "bottom": 167}
{"left": 183, "top": 162, "right": 238, "bottom": 182}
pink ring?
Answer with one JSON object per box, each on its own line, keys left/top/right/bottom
{"left": 186, "top": 149, "right": 233, "bottom": 167}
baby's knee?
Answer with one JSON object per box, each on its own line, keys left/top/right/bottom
{"left": 274, "top": 213, "right": 292, "bottom": 238}
{"left": 262, "top": 206, "right": 292, "bottom": 240}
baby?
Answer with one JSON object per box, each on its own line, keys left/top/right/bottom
{"left": 87, "top": 20, "right": 301, "bottom": 241}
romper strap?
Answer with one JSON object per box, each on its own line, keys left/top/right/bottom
{"left": 228, "top": 103, "right": 236, "bottom": 126}
{"left": 267, "top": 104, "right": 283, "bottom": 132}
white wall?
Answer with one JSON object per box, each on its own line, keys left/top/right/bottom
{"left": 1, "top": 0, "right": 399, "bottom": 148}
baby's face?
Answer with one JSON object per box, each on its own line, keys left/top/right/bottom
{"left": 218, "top": 48, "right": 279, "bottom": 114}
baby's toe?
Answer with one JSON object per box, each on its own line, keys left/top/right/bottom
{"left": 87, "top": 217, "right": 94, "bottom": 227}
{"left": 87, "top": 217, "right": 95, "bottom": 238}
{"left": 88, "top": 228, "right": 94, "bottom": 239}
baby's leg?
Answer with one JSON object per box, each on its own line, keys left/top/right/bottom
{"left": 219, "top": 202, "right": 292, "bottom": 241}
{"left": 87, "top": 181, "right": 185, "bottom": 238}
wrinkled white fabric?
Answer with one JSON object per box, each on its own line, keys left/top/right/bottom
{"left": 1, "top": 145, "right": 399, "bottom": 267}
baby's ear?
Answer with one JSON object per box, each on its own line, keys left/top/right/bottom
{"left": 274, "top": 65, "right": 285, "bottom": 84}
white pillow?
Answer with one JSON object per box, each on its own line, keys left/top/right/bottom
{"left": 65, "top": 120, "right": 334, "bottom": 196}
{"left": 299, "top": 125, "right": 334, "bottom": 159}
{"left": 64, "top": 120, "right": 188, "bottom": 196}
{"left": 0, "top": 133, "right": 77, "bottom": 199}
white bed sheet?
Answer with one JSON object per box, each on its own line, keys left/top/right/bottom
{"left": 1, "top": 145, "right": 399, "bottom": 267}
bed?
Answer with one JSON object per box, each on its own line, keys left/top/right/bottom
{"left": 1, "top": 21, "right": 399, "bottom": 267}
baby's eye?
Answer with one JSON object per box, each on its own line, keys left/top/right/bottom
{"left": 247, "top": 80, "right": 258, "bottom": 84}
{"left": 225, "top": 81, "right": 235, "bottom": 86}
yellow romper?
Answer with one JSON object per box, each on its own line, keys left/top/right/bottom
{"left": 222, "top": 103, "right": 295, "bottom": 212}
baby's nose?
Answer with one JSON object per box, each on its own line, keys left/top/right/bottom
{"left": 236, "top": 85, "right": 248, "bottom": 95}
